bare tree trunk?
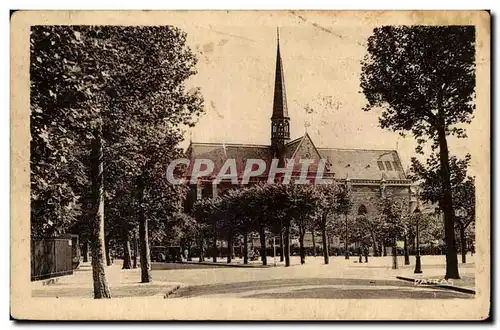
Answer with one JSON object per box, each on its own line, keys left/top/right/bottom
{"left": 198, "top": 238, "right": 205, "bottom": 262}
{"left": 243, "top": 231, "right": 248, "bottom": 264}
{"left": 105, "top": 235, "right": 112, "bottom": 266}
{"left": 369, "top": 230, "right": 378, "bottom": 256}
{"left": 279, "top": 231, "right": 284, "bottom": 262}
{"left": 230, "top": 239, "right": 235, "bottom": 259}
{"left": 437, "top": 126, "right": 460, "bottom": 279}
{"left": 137, "top": 177, "right": 151, "bottom": 283}
{"left": 132, "top": 232, "right": 138, "bottom": 268}
{"left": 404, "top": 235, "right": 410, "bottom": 265}
{"left": 259, "top": 226, "right": 267, "bottom": 266}
{"left": 187, "top": 243, "right": 192, "bottom": 261}
{"left": 212, "top": 235, "right": 217, "bottom": 263}
{"left": 89, "top": 131, "right": 111, "bottom": 299}
{"left": 392, "top": 238, "right": 398, "bottom": 269}
{"left": 138, "top": 219, "right": 151, "bottom": 282}
{"left": 321, "top": 223, "right": 329, "bottom": 265}
{"left": 311, "top": 228, "right": 317, "bottom": 257}
{"left": 344, "top": 214, "right": 349, "bottom": 259}
{"left": 299, "top": 228, "right": 306, "bottom": 265}
{"left": 284, "top": 225, "right": 291, "bottom": 267}
{"left": 82, "top": 240, "right": 89, "bottom": 263}
{"left": 383, "top": 242, "right": 387, "bottom": 256}
{"left": 122, "top": 231, "right": 132, "bottom": 269}
{"left": 460, "top": 225, "right": 467, "bottom": 263}
{"left": 227, "top": 236, "right": 232, "bottom": 263}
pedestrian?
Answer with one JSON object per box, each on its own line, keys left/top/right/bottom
{"left": 364, "top": 247, "right": 369, "bottom": 263}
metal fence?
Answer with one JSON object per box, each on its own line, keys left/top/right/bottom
{"left": 31, "top": 235, "right": 74, "bottom": 281}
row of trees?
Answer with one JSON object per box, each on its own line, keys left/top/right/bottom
{"left": 189, "top": 182, "right": 423, "bottom": 268}
{"left": 192, "top": 183, "right": 333, "bottom": 267}
{"left": 183, "top": 155, "right": 476, "bottom": 268}
{"left": 410, "top": 154, "right": 476, "bottom": 263}
{"left": 30, "top": 26, "right": 204, "bottom": 298}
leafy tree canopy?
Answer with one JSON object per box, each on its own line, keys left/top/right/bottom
{"left": 361, "top": 26, "right": 475, "bottom": 153}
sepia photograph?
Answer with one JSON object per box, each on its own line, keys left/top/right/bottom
{"left": 10, "top": 10, "right": 490, "bottom": 320}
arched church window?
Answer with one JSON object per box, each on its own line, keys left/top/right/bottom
{"left": 358, "top": 204, "right": 367, "bottom": 215}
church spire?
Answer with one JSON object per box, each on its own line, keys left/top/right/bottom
{"left": 272, "top": 27, "right": 289, "bottom": 119}
{"left": 271, "top": 28, "right": 290, "bottom": 161}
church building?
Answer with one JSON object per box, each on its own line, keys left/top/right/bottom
{"left": 185, "top": 32, "right": 413, "bottom": 227}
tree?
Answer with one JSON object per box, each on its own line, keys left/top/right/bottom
{"left": 265, "top": 183, "right": 322, "bottom": 266}
{"left": 316, "top": 183, "right": 341, "bottom": 264}
{"left": 31, "top": 26, "right": 113, "bottom": 298}
{"left": 30, "top": 26, "right": 204, "bottom": 296}
{"left": 361, "top": 26, "right": 476, "bottom": 279}
{"left": 191, "top": 202, "right": 213, "bottom": 262}
{"left": 290, "top": 185, "right": 322, "bottom": 265}
{"left": 351, "top": 214, "right": 373, "bottom": 263}
{"left": 169, "top": 212, "right": 198, "bottom": 261}
{"left": 242, "top": 183, "right": 273, "bottom": 266}
{"left": 377, "top": 197, "right": 409, "bottom": 269}
{"left": 335, "top": 183, "right": 354, "bottom": 259}
{"left": 352, "top": 203, "right": 384, "bottom": 257}
{"left": 421, "top": 212, "right": 444, "bottom": 247}
{"left": 30, "top": 27, "right": 93, "bottom": 239}
{"left": 411, "top": 154, "right": 475, "bottom": 262}
{"left": 105, "top": 175, "right": 136, "bottom": 269}
{"left": 194, "top": 196, "right": 223, "bottom": 263}
{"left": 96, "top": 26, "right": 202, "bottom": 283}
{"left": 218, "top": 189, "right": 247, "bottom": 263}
{"left": 226, "top": 188, "right": 254, "bottom": 264}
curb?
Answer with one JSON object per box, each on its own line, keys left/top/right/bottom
{"left": 396, "top": 276, "right": 476, "bottom": 295}
{"left": 33, "top": 277, "right": 61, "bottom": 286}
{"left": 162, "top": 284, "right": 183, "bottom": 299}
{"left": 179, "top": 261, "right": 275, "bottom": 268}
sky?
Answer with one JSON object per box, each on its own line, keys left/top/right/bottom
{"left": 175, "top": 11, "right": 483, "bottom": 176}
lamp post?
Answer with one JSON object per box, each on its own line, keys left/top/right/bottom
{"left": 414, "top": 206, "right": 423, "bottom": 274}
{"left": 273, "top": 236, "right": 277, "bottom": 267}
{"left": 455, "top": 208, "right": 468, "bottom": 263}
{"left": 344, "top": 213, "right": 349, "bottom": 259}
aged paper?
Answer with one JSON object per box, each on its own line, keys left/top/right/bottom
{"left": 11, "top": 10, "right": 490, "bottom": 320}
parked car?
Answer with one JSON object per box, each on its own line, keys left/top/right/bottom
{"left": 151, "top": 246, "right": 167, "bottom": 262}
{"left": 151, "top": 246, "right": 182, "bottom": 263}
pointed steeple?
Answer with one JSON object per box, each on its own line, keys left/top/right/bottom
{"left": 272, "top": 27, "right": 289, "bottom": 119}
{"left": 270, "top": 28, "right": 290, "bottom": 164}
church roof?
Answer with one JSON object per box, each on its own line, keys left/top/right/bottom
{"left": 317, "top": 147, "right": 406, "bottom": 180}
{"left": 186, "top": 139, "right": 407, "bottom": 181}
{"left": 284, "top": 136, "right": 303, "bottom": 158}
{"left": 187, "top": 142, "right": 273, "bottom": 178}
